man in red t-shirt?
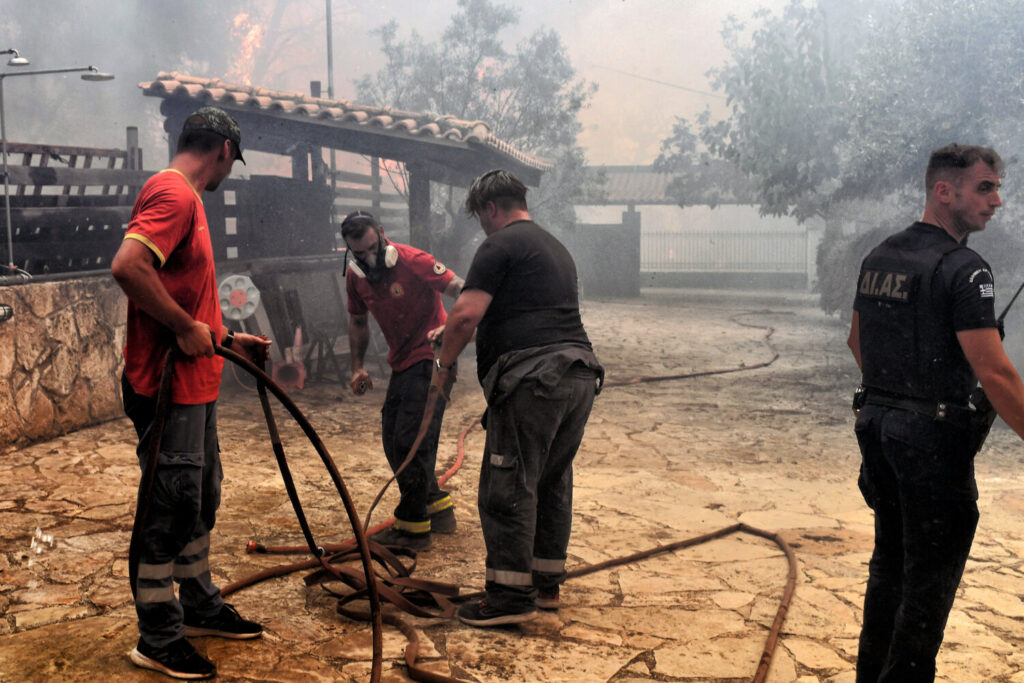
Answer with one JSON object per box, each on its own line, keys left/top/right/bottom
{"left": 343, "top": 210, "right": 463, "bottom": 550}
{"left": 112, "top": 107, "right": 270, "bottom": 680}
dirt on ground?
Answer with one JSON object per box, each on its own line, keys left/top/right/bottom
{"left": 3, "top": 287, "right": 1024, "bottom": 682}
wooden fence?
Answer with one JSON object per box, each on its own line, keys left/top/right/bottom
{"left": 330, "top": 165, "right": 409, "bottom": 238}
{"left": 1, "top": 140, "right": 410, "bottom": 275}
{"left": 2, "top": 128, "right": 146, "bottom": 273}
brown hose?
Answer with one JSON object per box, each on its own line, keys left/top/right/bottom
{"left": 362, "top": 380, "right": 445, "bottom": 533}
{"left": 301, "top": 420, "right": 799, "bottom": 683}
{"left": 230, "top": 312, "right": 796, "bottom": 682}
{"left": 215, "top": 344, "right": 385, "bottom": 682}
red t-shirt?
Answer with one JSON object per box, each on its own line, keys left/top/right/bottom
{"left": 346, "top": 241, "right": 454, "bottom": 372}
{"left": 122, "top": 169, "right": 224, "bottom": 404}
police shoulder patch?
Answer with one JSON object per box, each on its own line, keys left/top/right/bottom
{"left": 858, "top": 269, "right": 916, "bottom": 303}
{"left": 433, "top": 261, "right": 447, "bottom": 275}
{"left": 968, "top": 268, "right": 994, "bottom": 299}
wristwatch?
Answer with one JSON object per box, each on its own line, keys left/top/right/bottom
{"left": 435, "top": 358, "right": 453, "bottom": 372}
{"left": 223, "top": 329, "right": 235, "bottom": 349}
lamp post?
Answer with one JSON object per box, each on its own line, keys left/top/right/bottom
{"left": 0, "top": 50, "right": 114, "bottom": 275}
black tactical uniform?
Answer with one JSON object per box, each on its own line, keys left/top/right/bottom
{"left": 853, "top": 221, "right": 996, "bottom": 682}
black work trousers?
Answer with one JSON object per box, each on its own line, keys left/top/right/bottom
{"left": 381, "top": 359, "right": 450, "bottom": 531}
{"left": 854, "top": 404, "right": 979, "bottom": 683}
{"left": 122, "top": 374, "right": 224, "bottom": 648}
{"left": 479, "top": 365, "right": 597, "bottom": 612}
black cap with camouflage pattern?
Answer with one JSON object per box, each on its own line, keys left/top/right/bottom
{"left": 182, "top": 106, "right": 246, "bottom": 164}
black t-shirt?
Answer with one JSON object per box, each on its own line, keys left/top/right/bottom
{"left": 464, "top": 220, "right": 592, "bottom": 381}
{"left": 854, "top": 222, "right": 996, "bottom": 402}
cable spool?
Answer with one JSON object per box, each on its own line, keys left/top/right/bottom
{"left": 219, "top": 274, "right": 260, "bottom": 321}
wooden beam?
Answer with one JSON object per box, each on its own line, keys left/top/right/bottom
{"left": 371, "top": 157, "right": 381, "bottom": 214}
{"left": 332, "top": 168, "right": 376, "bottom": 184}
{"left": 4, "top": 141, "right": 127, "bottom": 158}
{"left": 9, "top": 206, "right": 133, "bottom": 227}
{"left": 407, "top": 165, "right": 431, "bottom": 251}
{"left": 6, "top": 166, "right": 154, "bottom": 187}
{"left": 331, "top": 186, "right": 406, "bottom": 202}
{"left": 2, "top": 194, "right": 133, "bottom": 208}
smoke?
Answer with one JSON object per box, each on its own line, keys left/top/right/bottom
{"left": 0, "top": 2, "right": 237, "bottom": 160}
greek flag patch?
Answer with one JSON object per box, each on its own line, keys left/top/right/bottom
{"left": 979, "top": 283, "right": 994, "bottom": 299}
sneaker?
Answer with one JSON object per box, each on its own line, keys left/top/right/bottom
{"left": 370, "top": 527, "right": 431, "bottom": 551}
{"left": 184, "top": 603, "right": 263, "bottom": 639}
{"left": 457, "top": 600, "right": 537, "bottom": 627}
{"left": 430, "top": 506, "right": 457, "bottom": 534}
{"left": 535, "top": 587, "right": 559, "bottom": 610}
{"left": 129, "top": 637, "right": 216, "bottom": 680}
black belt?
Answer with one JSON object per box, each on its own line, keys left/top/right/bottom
{"left": 862, "top": 390, "right": 973, "bottom": 429}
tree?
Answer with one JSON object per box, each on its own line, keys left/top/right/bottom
{"left": 660, "top": 0, "right": 1024, "bottom": 315}
{"left": 658, "top": 1, "right": 854, "bottom": 223}
{"left": 354, "top": 0, "right": 597, "bottom": 264}
{"left": 654, "top": 112, "right": 756, "bottom": 209}
{"left": 224, "top": 1, "right": 324, "bottom": 87}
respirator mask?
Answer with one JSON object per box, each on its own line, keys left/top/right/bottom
{"left": 346, "top": 229, "right": 398, "bottom": 282}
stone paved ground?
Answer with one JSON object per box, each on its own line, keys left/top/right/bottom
{"left": 3, "top": 288, "right": 1024, "bottom": 682}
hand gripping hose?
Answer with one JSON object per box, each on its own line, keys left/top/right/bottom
{"left": 127, "top": 344, "right": 386, "bottom": 683}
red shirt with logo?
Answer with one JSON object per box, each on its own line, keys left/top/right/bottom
{"left": 346, "top": 241, "right": 454, "bottom": 372}
{"left": 123, "top": 169, "right": 224, "bottom": 404}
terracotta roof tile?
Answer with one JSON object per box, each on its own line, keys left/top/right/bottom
{"left": 140, "top": 72, "right": 553, "bottom": 172}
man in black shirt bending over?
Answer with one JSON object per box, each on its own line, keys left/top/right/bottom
{"left": 432, "top": 170, "right": 603, "bottom": 627}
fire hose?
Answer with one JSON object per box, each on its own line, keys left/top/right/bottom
{"left": 128, "top": 344, "right": 387, "bottom": 682}
{"left": 130, "top": 312, "right": 794, "bottom": 681}
{"left": 210, "top": 311, "right": 797, "bottom": 682}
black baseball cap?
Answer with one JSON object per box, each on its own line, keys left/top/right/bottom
{"left": 182, "top": 106, "right": 245, "bottom": 164}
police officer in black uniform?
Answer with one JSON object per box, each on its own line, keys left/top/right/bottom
{"left": 848, "top": 143, "right": 1024, "bottom": 682}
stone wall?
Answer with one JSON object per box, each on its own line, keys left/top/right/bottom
{"left": 0, "top": 277, "right": 126, "bottom": 452}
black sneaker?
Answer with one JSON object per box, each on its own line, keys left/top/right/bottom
{"left": 129, "top": 637, "right": 216, "bottom": 680}
{"left": 370, "top": 527, "right": 431, "bottom": 551}
{"left": 457, "top": 600, "right": 537, "bottom": 627}
{"left": 184, "top": 603, "right": 263, "bottom": 639}
{"left": 430, "top": 506, "right": 457, "bottom": 534}
{"left": 535, "top": 587, "right": 559, "bottom": 610}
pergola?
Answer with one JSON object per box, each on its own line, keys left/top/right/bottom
{"left": 139, "top": 72, "right": 552, "bottom": 250}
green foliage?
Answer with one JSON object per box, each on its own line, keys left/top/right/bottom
{"left": 663, "top": 0, "right": 1024, "bottom": 314}
{"left": 355, "top": 0, "right": 597, "bottom": 259}
{"left": 655, "top": 112, "right": 757, "bottom": 209}
{"left": 701, "top": 2, "right": 849, "bottom": 222}
{"left": 835, "top": 0, "right": 1024, "bottom": 205}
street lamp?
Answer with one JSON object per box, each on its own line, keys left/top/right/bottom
{"left": 0, "top": 51, "right": 114, "bottom": 275}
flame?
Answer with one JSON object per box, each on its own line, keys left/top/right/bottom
{"left": 227, "top": 13, "right": 265, "bottom": 85}
{"left": 475, "top": 56, "right": 500, "bottom": 82}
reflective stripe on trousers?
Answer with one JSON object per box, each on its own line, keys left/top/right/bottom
{"left": 479, "top": 367, "right": 596, "bottom": 611}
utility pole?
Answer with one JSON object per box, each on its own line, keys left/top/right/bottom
{"left": 325, "top": 0, "right": 337, "bottom": 227}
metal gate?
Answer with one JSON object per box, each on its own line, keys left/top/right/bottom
{"left": 642, "top": 230, "right": 808, "bottom": 273}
